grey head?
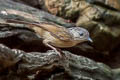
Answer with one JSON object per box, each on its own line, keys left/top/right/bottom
{"left": 68, "top": 27, "right": 93, "bottom": 42}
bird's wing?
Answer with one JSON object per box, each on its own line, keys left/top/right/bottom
{"left": 6, "top": 19, "right": 73, "bottom": 41}
{"left": 39, "top": 23, "right": 73, "bottom": 41}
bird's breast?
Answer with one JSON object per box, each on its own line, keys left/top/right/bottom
{"left": 48, "top": 36, "right": 78, "bottom": 48}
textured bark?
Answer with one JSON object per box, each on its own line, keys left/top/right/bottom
{"left": 0, "top": 43, "right": 113, "bottom": 80}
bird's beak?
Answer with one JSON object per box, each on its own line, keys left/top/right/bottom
{"left": 87, "top": 37, "right": 93, "bottom": 42}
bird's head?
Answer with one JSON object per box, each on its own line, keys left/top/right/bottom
{"left": 68, "top": 27, "right": 93, "bottom": 43}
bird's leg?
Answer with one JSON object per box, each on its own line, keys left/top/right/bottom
{"left": 55, "top": 48, "right": 65, "bottom": 57}
{"left": 43, "top": 40, "right": 62, "bottom": 58}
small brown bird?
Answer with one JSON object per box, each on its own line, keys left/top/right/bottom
{"left": 6, "top": 19, "right": 92, "bottom": 57}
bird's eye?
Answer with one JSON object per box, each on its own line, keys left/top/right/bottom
{"left": 79, "top": 33, "right": 84, "bottom": 36}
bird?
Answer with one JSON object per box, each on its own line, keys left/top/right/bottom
{"left": 6, "top": 19, "right": 93, "bottom": 57}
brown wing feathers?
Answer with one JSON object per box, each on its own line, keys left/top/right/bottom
{"left": 6, "top": 19, "right": 72, "bottom": 41}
